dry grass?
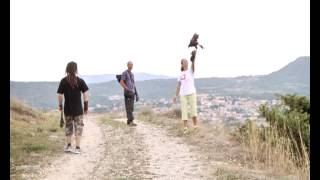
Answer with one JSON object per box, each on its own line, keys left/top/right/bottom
{"left": 234, "top": 120, "right": 309, "bottom": 179}
{"left": 137, "top": 108, "right": 309, "bottom": 179}
{"left": 10, "top": 99, "right": 65, "bottom": 179}
{"left": 10, "top": 99, "right": 44, "bottom": 121}
{"left": 160, "top": 106, "right": 181, "bottom": 119}
{"left": 138, "top": 106, "right": 154, "bottom": 117}
{"left": 137, "top": 108, "right": 274, "bottom": 179}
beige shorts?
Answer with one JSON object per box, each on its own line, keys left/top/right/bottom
{"left": 65, "top": 115, "right": 84, "bottom": 136}
{"left": 180, "top": 93, "right": 198, "bottom": 120}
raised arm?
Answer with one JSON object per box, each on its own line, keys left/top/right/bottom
{"left": 190, "top": 50, "right": 197, "bottom": 72}
{"left": 191, "top": 59, "right": 195, "bottom": 72}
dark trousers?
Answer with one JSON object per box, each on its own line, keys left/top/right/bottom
{"left": 124, "top": 92, "right": 135, "bottom": 124}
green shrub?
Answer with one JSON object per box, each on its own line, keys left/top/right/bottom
{"left": 263, "top": 94, "right": 309, "bottom": 155}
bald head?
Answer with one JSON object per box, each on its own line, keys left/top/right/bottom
{"left": 127, "top": 61, "right": 133, "bottom": 71}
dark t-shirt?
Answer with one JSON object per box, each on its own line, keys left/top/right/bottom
{"left": 57, "top": 77, "right": 89, "bottom": 116}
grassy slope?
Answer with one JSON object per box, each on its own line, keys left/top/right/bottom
{"left": 10, "top": 99, "right": 65, "bottom": 179}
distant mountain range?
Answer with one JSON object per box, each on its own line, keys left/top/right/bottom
{"left": 10, "top": 56, "right": 309, "bottom": 110}
{"left": 80, "top": 73, "right": 173, "bottom": 84}
{"left": 195, "top": 56, "right": 310, "bottom": 97}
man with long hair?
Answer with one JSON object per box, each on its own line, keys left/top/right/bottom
{"left": 57, "top": 61, "right": 89, "bottom": 154}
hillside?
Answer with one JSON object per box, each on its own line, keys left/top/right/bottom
{"left": 10, "top": 56, "right": 309, "bottom": 110}
{"left": 196, "top": 56, "right": 309, "bottom": 96}
{"left": 256, "top": 56, "right": 310, "bottom": 94}
{"left": 261, "top": 56, "right": 309, "bottom": 84}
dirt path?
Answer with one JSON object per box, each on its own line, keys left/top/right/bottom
{"left": 35, "top": 114, "right": 261, "bottom": 179}
{"left": 112, "top": 118, "right": 207, "bottom": 179}
{"left": 40, "top": 114, "right": 106, "bottom": 180}
{"left": 37, "top": 115, "right": 207, "bottom": 179}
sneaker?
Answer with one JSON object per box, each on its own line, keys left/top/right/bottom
{"left": 64, "top": 144, "right": 72, "bottom": 152}
{"left": 73, "top": 148, "right": 81, "bottom": 154}
{"left": 128, "top": 122, "right": 137, "bottom": 127}
{"left": 183, "top": 127, "right": 189, "bottom": 134}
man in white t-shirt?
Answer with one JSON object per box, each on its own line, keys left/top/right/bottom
{"left": 173, "top": 50, "right": 199, "bottom": 134}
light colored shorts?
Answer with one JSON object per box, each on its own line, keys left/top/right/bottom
{"left": 180, "top": 93, "right": 198, "bottom": 120}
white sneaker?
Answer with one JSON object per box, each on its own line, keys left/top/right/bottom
{"left": 64, "top": 145, "right": 72, "bottom": 152}
{"left": 73, "top": 148, "right": 81, "bottom": 154}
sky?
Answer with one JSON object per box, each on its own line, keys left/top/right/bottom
{"left": 10, "top": 0, "right": 310, "bottom": 81}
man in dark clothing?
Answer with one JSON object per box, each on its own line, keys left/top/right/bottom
{"left": 57, "top": 61, "right": 89, "bottom": 154}
{"left": 120, "top": 61, "right": 139, "bottom": 126}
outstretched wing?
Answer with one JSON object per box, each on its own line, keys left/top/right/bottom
{"left": 188, "top": 33, "right": 199, "bottom": 48}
